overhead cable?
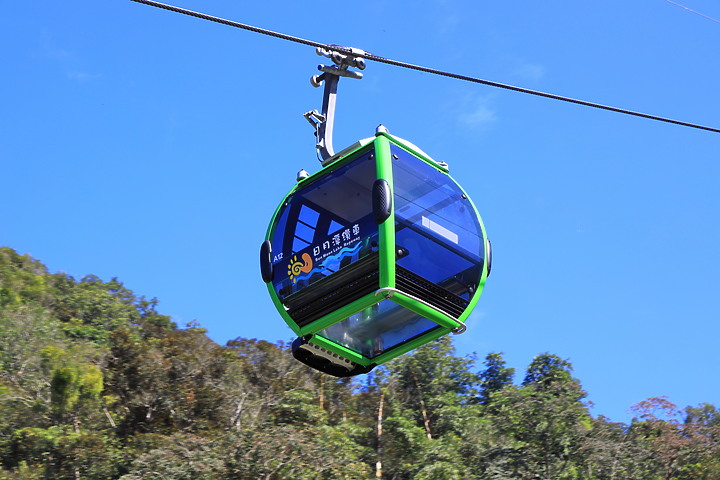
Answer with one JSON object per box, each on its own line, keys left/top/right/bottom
{"left": 131, "top": 0, "right": 720, "bottom": 134}
{"left": 663, "top": 0, "right": 720, "bottom": 25}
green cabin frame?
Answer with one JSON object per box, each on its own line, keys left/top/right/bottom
{"left": 261, "top": 129, "right": 490, "bottom": 373}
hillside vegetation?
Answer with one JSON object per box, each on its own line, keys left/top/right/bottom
{"left": 1, "top": 246, "right": 718, "bottom": 479}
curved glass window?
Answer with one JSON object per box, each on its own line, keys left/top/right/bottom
{"left": 270, "top": 149, "right": 379, "bottom": 302}
{"left": 392, "top": 145, "right": 485, "bottom": 303}
{"left": 318, "top": 300, "right": 439, "bottom": 359}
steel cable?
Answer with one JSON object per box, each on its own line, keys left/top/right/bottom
{"left": 131, "top": 0, "right": 720, "bottom": 134}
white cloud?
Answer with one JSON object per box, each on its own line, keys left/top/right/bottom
{"left": 514, "top": 62, "right": 547, "bottom": 82}
{"left": 67, "top": 71, "right": 103, "bottom": 83}
{"left": 41, "top": 30, "right": 73, "bottom": 61}
{"left": 40, "top": 30, "right": 101, "bottom": 83}
{"left": 458, "top": 96, "right": 498, "bottom": 128}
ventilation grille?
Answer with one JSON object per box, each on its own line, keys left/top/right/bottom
{"left": 285, "top": 253, "right": 380, "bottom": 327}
{"left": 395, "top": 266, "right": 469, "bottom": 319}
{"left": 292, "top": 338, "right": 375, "bottom": 377}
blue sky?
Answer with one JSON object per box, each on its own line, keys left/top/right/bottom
{"left": 2, "top": 0, "right": 719, "bottom": 423}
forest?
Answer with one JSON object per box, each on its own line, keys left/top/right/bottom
{"left": 1, "top": 245, "right": 719, "bottom": 479}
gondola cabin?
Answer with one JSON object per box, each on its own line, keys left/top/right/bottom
{"left": 261, "top": 128, "right": 491, "bottom": 376}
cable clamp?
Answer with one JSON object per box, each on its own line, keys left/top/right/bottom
{"left": 317, "top": 45, "right": 368, "bottom": 70}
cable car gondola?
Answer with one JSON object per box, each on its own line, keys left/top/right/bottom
{"left": 131, "top": 0, "right": 720, "bottom": 379}
{"left": 260, "top": 46, "right": 491, "bottom": 377}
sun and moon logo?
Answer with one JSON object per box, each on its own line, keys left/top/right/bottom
{"left": 287, "top": 253, "right": 313, "bottom": 283}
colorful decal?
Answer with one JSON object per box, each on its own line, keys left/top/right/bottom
{"left": 273, "top": 213, "right": 378, "bottom": 298}
{"left": 287, "top": 253, "right": 313, "bottom": 283}
{"left": 289, "top": 240, "right": 366, "bottom": 285}
{"left": 311, "top": 224, "right": 362, "bottom": 264}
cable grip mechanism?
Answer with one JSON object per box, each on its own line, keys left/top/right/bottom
{"left": 304, "top": 45, "right": 367, "bottom": 164}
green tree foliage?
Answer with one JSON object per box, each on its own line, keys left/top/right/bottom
{"left": 627, "top": 397, "right": 720, "bottom": 480}
{"left": 1, "top": 246, "right": 720, "bottom": 479}
{"left": 478, "top": 352, "right": 515, "bottom": 404}
{"left": 0, "top": 249, "right": 51, "bottom": 308}
{"left": 119, "top": 433, "right": 225, "bottom": 480}
{"left": 522, "top": 352, "right": 576, "bottom": 388}
{"left": 481, "top": 379, "right": 591, "bottom": 479}
{"left": 686, "top": 403, "right": 720, "bottom": 429}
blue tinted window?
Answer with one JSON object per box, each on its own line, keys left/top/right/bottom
{"left": 328, "top": 220, "right": 344, "bottom": 235}
{"left": 291, "top": 236, "right": 311, "bottom": 252}
{"left": 293, "top": 220, "right": 316, "bottom": 245}
{"left": 319, "top": 300, "right": 440, "bottom": 358}
{"left": 299, "top": 205, "right": 320, "bottom": 227}
{"left": 270, "top": 149, "right": 379, "bottom": 299}
{"left": 392, "top": 144, "right": 484, "bottom": 300}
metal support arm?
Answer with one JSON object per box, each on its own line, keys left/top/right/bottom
{"left": 304, "top": 46, "right": 366, "bottom": 163}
